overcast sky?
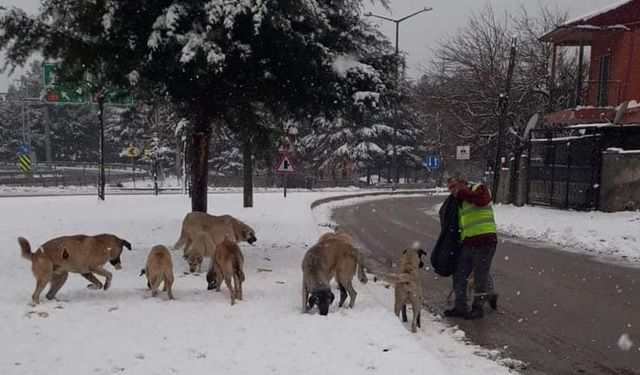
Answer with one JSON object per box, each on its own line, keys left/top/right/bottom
{"left": 0, "top": 0, "right": 621, "bottom": 91}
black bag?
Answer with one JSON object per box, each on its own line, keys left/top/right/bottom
{"left": 430, "top": 194, "right": 461, "bottom": 277}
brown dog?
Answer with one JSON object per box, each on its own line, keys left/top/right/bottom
{"left": 317, "top": 231, "right": 353, "bottom": 244}
{"left": 207, "top": 239, "right": 245, "bottom": 305}
{"left": 185, "top": 224, "right": 236, "bottom": 273}
{"left": 446, "top": 273, "right": 499, "bottom": 310}
{"left": 372, "top": 247, "right": 426, "bottom": 332}
{"left": 174, "top": 212, "right": 257, "bottom": 258}
{"left": 140, "top": 245, "right": 174, "bottom": 300}
{"left": 18, "top": 234, "right": 131, "bottom": 305}
{"left": 301, "top": 237, "right": 368, "bottom": 315}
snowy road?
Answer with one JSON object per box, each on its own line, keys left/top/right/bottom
{"left": 332, "top": 195, "right": 640, "bottom": 375}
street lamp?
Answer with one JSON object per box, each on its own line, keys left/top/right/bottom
{"left": 365, "top": 6, "right": 433, "bottom": 190}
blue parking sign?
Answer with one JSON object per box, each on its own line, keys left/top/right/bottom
{"left": 19, "top": 143, "right": 30, "bottom": 155}
{"left": 425, "top": 155, "right": 440, "bottom": 170}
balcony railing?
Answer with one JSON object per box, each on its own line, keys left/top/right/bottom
{"left": 551, "top": 80, "right": 625, "bottom": 111}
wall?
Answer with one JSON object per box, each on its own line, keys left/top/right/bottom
{"left": 599, "top": 149, "right": 640, "bottom": 212}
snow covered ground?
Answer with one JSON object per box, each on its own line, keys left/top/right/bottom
{"left": 0, "top": 191, "right": 516, "bottom": 375}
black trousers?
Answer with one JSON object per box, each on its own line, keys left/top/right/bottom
{"left": 452, "top": 243, "right": 497, "bottom": 310}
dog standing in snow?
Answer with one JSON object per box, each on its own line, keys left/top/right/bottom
{"left": 18, "top": 234, "right": 131, "bottom": 305}
{"left": 140, "top": 245, "right": 175, "bottom": 300}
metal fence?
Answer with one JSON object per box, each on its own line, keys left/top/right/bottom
{"left": 527, "top": 129, "right": 602, "bottom": 211}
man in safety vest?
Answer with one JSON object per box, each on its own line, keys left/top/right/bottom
{"left": 444, "top": 176, "right": 498, "bottom": 320}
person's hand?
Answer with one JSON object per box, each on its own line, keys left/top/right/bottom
{"left": 451, "top": 182, "right": 464, "bottom": 196}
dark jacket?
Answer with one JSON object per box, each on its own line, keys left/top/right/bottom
{"left": 430, "top": 194, "right": 461, "bottom": 277}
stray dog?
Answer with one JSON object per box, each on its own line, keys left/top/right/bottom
{"left": 173, "top": 212, "right": 257, "bottom": 257}
{"left": 185, "top": 223, "right": 237, "bottom": 274}
{"left": 317, "top": 231, "right": 353, "bottom": 244}
{"left": 301, "top": 237, "right": 368, "bottom": 316}
{"left": 207, "top": 239, "right": 245, "bottom": 305}
{"left": 373, "top": 248, "right": 426, "bottom": 332}
{"left": 446, "top": 273, "right": 499, "bottom": 310}
{"left": 18, "top": 234, "right": 131, "bottom": 305}
{"left": 140, "top": 245, "right": 174, "bottom": 300}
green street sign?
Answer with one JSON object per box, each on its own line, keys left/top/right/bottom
{"left": 93, "top": 88, "right": 135, "bottom": 107}
{"left": 43, "top": 63, "right": 90, "bottom": 104}
{"left": 43, "top": 63, "right": 135, "bottom": 106}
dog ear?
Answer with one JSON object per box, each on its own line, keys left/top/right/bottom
{"left": 308, "top": 295, "right": 316, "bottom": 309}
{"left": 139, "top": 269, "right": 145, "bottom": 277}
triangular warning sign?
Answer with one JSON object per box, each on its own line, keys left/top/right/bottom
{"left": 275, "top": 155, "right": 295, "bottom": 173}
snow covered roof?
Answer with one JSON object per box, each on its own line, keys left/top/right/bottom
{"left": 540, "top": 0, "right": 639, "bottom": 45}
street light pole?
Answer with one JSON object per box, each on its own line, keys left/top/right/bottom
{"left": 365, "top": 7, "right": 433, "bottom": 190}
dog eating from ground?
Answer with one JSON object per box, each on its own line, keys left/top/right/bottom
{"left": 317, "top": 231, "right": 353, "bottom": 244}
{"left": 174, "top": 212, "right": 256, "bottom": 274}
{"left": 140, "top": 245, "right": 175, "bottom": 300}
{"left": 206, "top": 239, "right": 245, "bottom": 305}
{"left": 446, "top": 273, "right": 499, "bottom": 310}
{"left": 18, "top": 234, "right": 131, "bottom": 305}
{"left": 301, "top": 236, "right": 368, "bottom": 316}
{"left": 372, "top": 247, "right": 426, "bottom": 332}
{"left": 174, "top": 212, "right": 257, "bottom": 256}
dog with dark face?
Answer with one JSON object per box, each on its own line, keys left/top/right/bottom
{"left": 18, "top": 234, "right": 131, "bottom": 305}
{"left": 207, "top": 239, "right": 245, "bottom": 305}
{"left": 301, "top": 237, "right": 367, "bottom": 316}
{"left": 372, "top": 247, "right": 426, "bottom": 332}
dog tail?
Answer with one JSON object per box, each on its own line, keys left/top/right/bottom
{"left": 121, "top": 238, "right": 132, "bottom": 250}
{"left": 356, "top": 251, "right": 368, "bottom": 284}
{"left": 173, "top": 230, "right": 187, "bottom": 251}
{"left": 139, "top": 268, "right": 146, "bottom": 277}
{"left": 18, "top": 237, "right": 33, "bottom": 261}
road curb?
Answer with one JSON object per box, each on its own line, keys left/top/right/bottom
{"left": 310, "top": 189, "right": 437, "bottom": 210}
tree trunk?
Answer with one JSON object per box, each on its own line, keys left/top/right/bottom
{"left": 98, "top": 98, "right": 106, "bottom": 201}
{"left": 243, "top": 134, "right": 253, "bottom": 208}
{"left": 191, "top": 120, "right": 211, "bottom": 212}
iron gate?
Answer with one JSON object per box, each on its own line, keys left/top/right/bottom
{"left": 527, "top": 129, "right": 602, "bottom": 210}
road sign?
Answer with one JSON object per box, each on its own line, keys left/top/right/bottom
{"left": 425, "top": 155, "right": 440, "bottom": 170}
{"left": 143, "top": 149, "right": 154, "bottom": 161}
{"left": 43, "top": 63, "right": 90, "bottom": 105}
{"left": 92, "top": 89, "right": 135, "bottom": 107}
{"left": 456, "top": 145, "right": 470, "bottom": 160}
{"left": 125, "top": 146, "right": 139, "bottom": 158}
{"left": 274, "top": 154, "right": 295, "bottom": 173}
{"left": 43, "top": 63, "right": 134, "bottom": 106}
{"left": 18, "top": 154, "right": 31, "bottom": 172}
{"left": 19, "top": 143, "right": 30, "bottom": 155}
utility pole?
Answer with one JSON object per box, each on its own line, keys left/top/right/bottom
{"left": 492, "top": 37, "right": 517, "bottom": 201}
{"left": 365, "top": 7, "right": 433, "bottom": 191}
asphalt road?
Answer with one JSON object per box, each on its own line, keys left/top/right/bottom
{"left": 332, "top": 195, "right": 640, "bottom": 375}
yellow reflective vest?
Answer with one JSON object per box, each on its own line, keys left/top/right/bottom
{"left": 459, "top": 184, "right": 497, "bottom": 241}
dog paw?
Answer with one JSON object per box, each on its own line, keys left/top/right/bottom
{"left": 103, "top": 279, "right": 112, "bottom": 291}
{"left": 87, "top": 283, "right": 102, "bottom": 290}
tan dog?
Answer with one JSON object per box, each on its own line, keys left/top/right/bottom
{"left": 140, "top": 245, "right": 174, "bottom": 300}
{"left": 185, "top": 223, "right": 236, "bottom": 273}
{"left": 174, "top": 212, "right": 257, "bottom": 257}
{"left": 446, "top": 273, "right": 499, "bottom": 310}
{"left": 18, "top": 234, "right": 131, "bottom": 305}
{"left": 207, "top": 239, "right": 245, "bottom": 305}
{"left": 372, "top": 248, "right": 426, "bottom": 332}
{"left": 301, "top": 237, "right": 368, "bottom": 315}
{"left": 317, "top": 231, "right": 353, "bottom": 244}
